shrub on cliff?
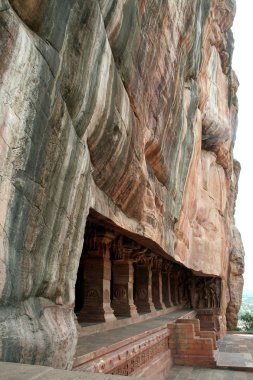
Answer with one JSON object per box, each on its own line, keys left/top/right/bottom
{"left": 240, "top": 311, "right": 253, "bottom": 331}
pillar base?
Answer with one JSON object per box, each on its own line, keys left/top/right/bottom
{"left": 79, "top": 304, "right": 116, "bottom": 323}
{"left": 112, "top": 301, "right": 139, "bottom": 318}
{"left": 135, "top": 299, "right": 156, "bottom": 314}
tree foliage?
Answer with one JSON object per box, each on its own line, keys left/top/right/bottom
{"left": 240, "top": 311, "right": 253, "bottom": 331}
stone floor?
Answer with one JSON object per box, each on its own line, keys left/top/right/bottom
{"left": 165, "top": 365, "right": 253, "bottom": 379}
{"left": 0, "top": 362, "right": 153, "bottom": 380}
{"left": 217, "top": 334, "right": 253, "bottom": 369}
{"left": 1, "top": 362, "right": 253, "bottom": 380}
{"left": 75, "top": 308, "right": 192, "bottom": 360}
{"left": 75, "top": 312, "right": 253, "bottom": 372}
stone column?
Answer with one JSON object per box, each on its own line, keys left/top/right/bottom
{"left": 162, "top": 261, "right": 173, "bottom": 308}
{"left": 177, "top": 269, "right": 183, "bottom": 304}
{"left": 134, "top": 252, "right": 156, "bottom": 314}
{"left": 78, "top": 225, "right": 116, "bottom": 323}
{"left": 170, "top": 270, "right": 179, "bottom": 306}
{"left": 111, "top": 237, "right": 138, "bottom": 318}
{"left": 178, "top": 269, "right": 189, "bottom": 305}
{"left": 188, "top": 275, "right": 196, "bottom": 308}
{"left": 152, "top": 257, "right": 166, "bottom": 310}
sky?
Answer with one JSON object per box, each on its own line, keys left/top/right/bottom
{"left": 232, "top": 2, "right": 253, "bottom": 291}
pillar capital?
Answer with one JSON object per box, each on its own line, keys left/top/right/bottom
{"left": 113, "top": 236, "right": 136, "bottom": 262}
{"left": 133, "top": 249, "right": 154, "bottom": 266}
{"left": 84, "top": 224, "right": 115, "bottom": 257}
{"left": 162, "top": 260, "right": 174, "bottom": 273}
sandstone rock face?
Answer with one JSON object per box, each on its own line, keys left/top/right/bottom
{"left": 226, "top": 161, "right": 245, "bottom": 330}
{"left": 0, "top": 0, "right": 243, "bottom": 369}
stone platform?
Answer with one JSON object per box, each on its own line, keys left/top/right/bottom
{"left": 74, "top": 309, "right": 194, "bottom": 377}
{"left": 0, "top": 362, "right": 154, "bottom": 380}
{"left": 74, "top": 310, "right": 253, "bottom": 377}
{"left": 77, "top": 305, "right": 187, "bottom": 336}
{"left": 75, "top": 309, "right": 193, "bottom": 359}
{"left": 1, "top": 362, "right": 253, "bottom": 380}
{"left": 217, "top": 334, "right": 253, "bottom": 370}
{"left": 165, "top": 365, "right": 253, "bottom": 379}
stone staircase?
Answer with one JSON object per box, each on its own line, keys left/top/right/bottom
{"left": 169, "top": 318, "right": 217, "bottom": 368}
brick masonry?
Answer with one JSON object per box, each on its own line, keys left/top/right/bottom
{"left": 169, "top": 318, "right": 217, "bottom": 368}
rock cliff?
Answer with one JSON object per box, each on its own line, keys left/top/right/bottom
{"left": 0, "top": 0, "right": 244, "bottom": 369}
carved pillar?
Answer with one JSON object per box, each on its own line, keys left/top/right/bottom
{"left": 194, "top": 277, "right": 205, "bottom": 309}
{"left": 152, "top": 257, "right": 166, "bottom": 310}
{"left": 78, "top": 225, "right": 116, "bottom": 323}
{"left": 175, "top": 270, "right": 180, "bottom": 305}
{"left": 162, "top": 261, "right": 173, "bottom": 308}
{"left": 170, "top": 269, "right": 179, "bottom": 305}
{"left": 134, "top": 252, "right": 156, "bottom": 314}
{"left": 178, "top": 269, "right": 183, "bottom": 304}
{"left": 188, "top": 275, "right": 195, "bottom": 308}
{"left": 111, "top": 238, "right": 138, "bottom": 318}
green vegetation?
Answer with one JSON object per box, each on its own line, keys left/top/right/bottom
{"left": 237, "top": 290, "right": 253, "bottom": 331}
{"left": 240, "top": 311, "right": 253, "bottom": 331}
{"left": 239, "top": 290, "right": 253, "bottom": 315}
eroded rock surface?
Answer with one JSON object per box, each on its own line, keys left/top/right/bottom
{"left": 0, "top": 0, "right": 243, "bottom": 368}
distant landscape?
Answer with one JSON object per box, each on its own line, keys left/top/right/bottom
{"left": 239, "top": 290, "right": 253, "bottom": 315}
{"left": 237, "top": 290, "right": 253, "bottom": 330}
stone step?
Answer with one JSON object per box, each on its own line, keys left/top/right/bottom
{"left": 170, "top": 318, "right": 217, "bottom": 368}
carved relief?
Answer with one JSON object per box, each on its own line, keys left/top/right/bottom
{"left": 110, "top": 338, "right": 169, "bottom": 376}
{"left": 136, "top": 287, "right": 148, "bottom": 300}
{"left": 162, "top": 260, "right": 175, "bottom": 273}
{"left": 80, "top": 326, "right": 170, "bottom": 375}
{"left": 113, "top": 285, "right": 128, "bottom": 300}
{"left": 133, "top": 250, "right": 150, "bottom": 266}
{"left": 113, "top": 236, "right": 136, "bottom": 261}
{"left": 83, "top": 223, "right": 115, "bottom": 257}
{"left": 86, "top": 289, "right": 100, "bottom": 299}
{"left": 191, "top": 277, "right": 221, "bottom": 309}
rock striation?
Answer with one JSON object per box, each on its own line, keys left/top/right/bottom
{"left": 0, "top": 0, "right": 244, "bottom": 369}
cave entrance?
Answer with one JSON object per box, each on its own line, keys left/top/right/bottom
{"left": 74, "top": 211, "right": 222, "bottom": 325}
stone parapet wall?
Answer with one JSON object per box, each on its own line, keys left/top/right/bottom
{"left": 74, "top": 316, "right": 218, "bottom": 378}
{"left": 74, "top": 325, "right": 172, "bottom": 378}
